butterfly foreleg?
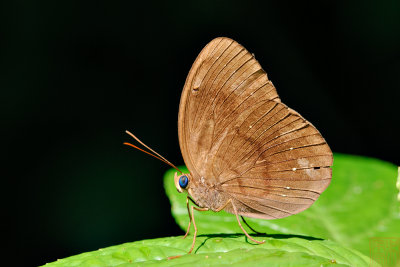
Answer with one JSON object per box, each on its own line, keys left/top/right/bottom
{"left": 183, "top": 196, "right": 203, "bottom": 239}
{"left": 183, "top": 196, "right": 192, "bottom": 239}
{"left": 188, "top": 204, "right": 208, "bottom": 254}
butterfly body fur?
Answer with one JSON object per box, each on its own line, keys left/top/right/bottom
{"left": 177, "top": 37, "right": 333, "bottom": 221}
{"left": 186, "top": 174, "right": 230, "bottom": 211}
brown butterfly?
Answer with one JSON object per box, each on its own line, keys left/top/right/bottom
{"left": 125, "top": 37, "right": 333, "bottom": 254}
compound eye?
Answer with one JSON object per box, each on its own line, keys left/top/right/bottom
{"left": 179, "top": 175, "right": 189, "bottom": 189}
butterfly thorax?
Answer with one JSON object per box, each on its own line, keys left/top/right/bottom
{"left": 188, "top": 177, "right": 228, "bottom": 211}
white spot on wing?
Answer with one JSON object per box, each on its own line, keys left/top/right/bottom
{"left": 297, "top": 158, "right": 309, "bottom": 167}
{"left": 297, "top": 158, "right": 318, "bottom": 179}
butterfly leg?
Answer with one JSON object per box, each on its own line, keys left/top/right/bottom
{"left": 241, "top": 216, "right": 264, "bottom": 234}
{"left": 182, "top": 196, "right": 192, "bottom": 239}
{"left": 232, "top": 203, "right": 265, "bottom": 244}
{"left": 214, "top": 198, "right": 232, "bottom": 212}
{"left": 188, "top": 205, "right": 208, "bottom": 254}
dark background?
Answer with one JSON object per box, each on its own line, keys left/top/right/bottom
{"left": 3, "top": 1, "right": 399, "bottom": 266}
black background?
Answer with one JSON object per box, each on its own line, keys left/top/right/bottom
{"left": 3, "top": 1, "right": 399, "bottom": 266}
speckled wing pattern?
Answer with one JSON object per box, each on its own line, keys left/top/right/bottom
{"left": 178, "top": 37, "right": 333, "bottom": 219}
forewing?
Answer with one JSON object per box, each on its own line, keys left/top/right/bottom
{"left": 178, "top": 37, "right": 279, "bottom": 182}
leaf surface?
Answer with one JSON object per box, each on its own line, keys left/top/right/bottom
{"left": 43, "top": 235, "right": 371, "bottom": 267}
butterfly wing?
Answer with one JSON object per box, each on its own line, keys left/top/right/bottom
{"left": 178, "top": 37, "right": 333, "bottom": 219}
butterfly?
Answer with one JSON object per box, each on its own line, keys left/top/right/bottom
{"left": 125, "top": 37, "right": 333, "bottom": 254}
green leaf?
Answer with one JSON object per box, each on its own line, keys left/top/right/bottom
{"left": 165, "top": 153, "right": 400, "bottom": 256}
{"left": 397, "top": 167, "right": 400, "bottom": 201}
{"left": 42, "top": 235, "right": 371, "bottom": 267}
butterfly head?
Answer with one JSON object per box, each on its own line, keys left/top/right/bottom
{"left": 174, "top": 172, "right": 191, "bottom": 193}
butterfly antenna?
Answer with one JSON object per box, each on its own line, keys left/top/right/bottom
{"left": 124, "top": 130, "right": 182, "bottom": 174}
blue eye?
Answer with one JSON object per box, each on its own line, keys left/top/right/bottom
{"left": 179, "top": 175, "right": 189, "bottom": 188}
